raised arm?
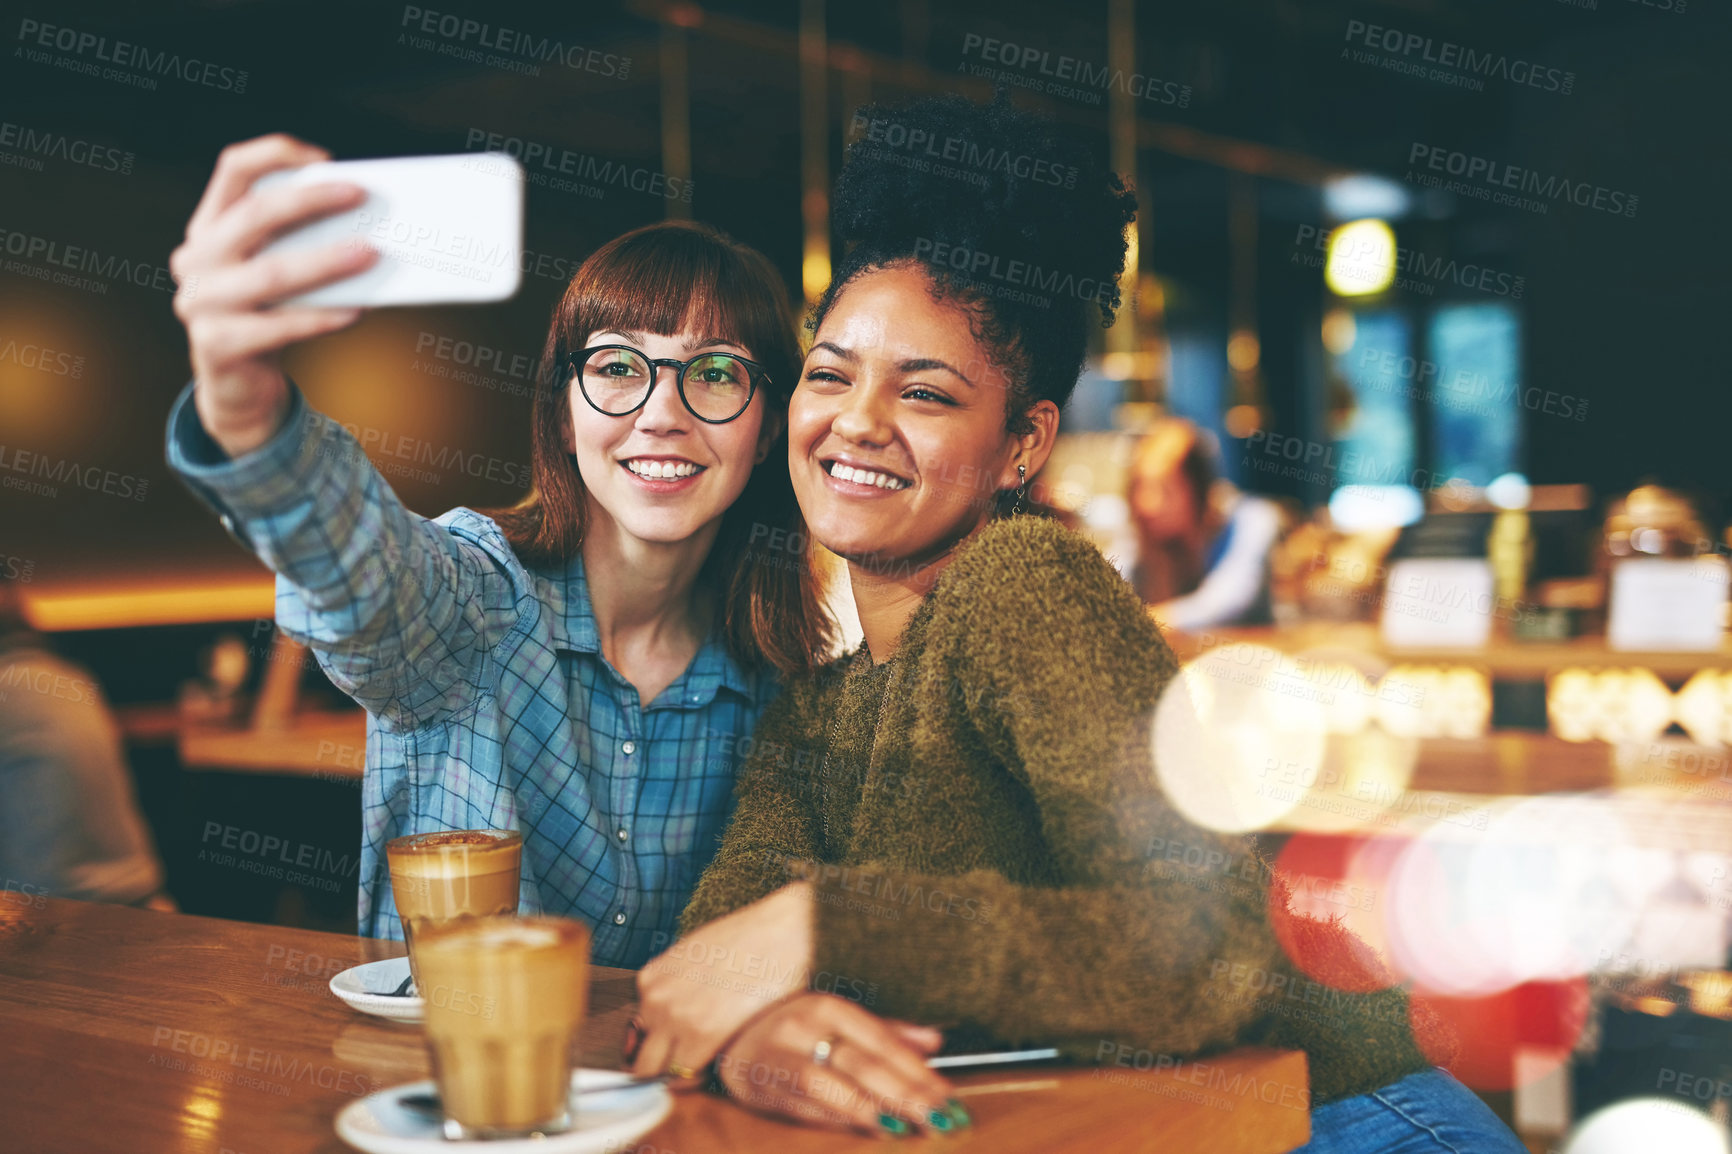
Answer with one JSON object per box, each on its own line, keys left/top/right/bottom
{"left": 165, "top": 134, "right": 520, "bottom": 730}
{"left": 167, "top": 383, "right": 523, "bottom": 729}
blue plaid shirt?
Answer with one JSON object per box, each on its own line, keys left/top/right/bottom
{"left": 165, "top": 381, "right": 778, "bottom": 967}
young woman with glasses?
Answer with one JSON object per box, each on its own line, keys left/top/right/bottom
{"left": 164, "top": 134, "right": 831, "bottom": 966}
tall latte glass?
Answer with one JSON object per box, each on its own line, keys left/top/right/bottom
{"left": 385, "top": 830, "right": 522, "bottom": 992}
{"left": 415, "top": 915, "right": 592, "bottom": 1140}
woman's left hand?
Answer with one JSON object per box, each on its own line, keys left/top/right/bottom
{"left": 633, "top": 881, "right": 815, "bottom": 1080}
{"left": 713, "top": 993, "right": 963, "bottom": 1137}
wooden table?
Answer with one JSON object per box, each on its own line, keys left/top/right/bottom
{"left": 0, "top": 899, "right": 1310, "bottom": 1154}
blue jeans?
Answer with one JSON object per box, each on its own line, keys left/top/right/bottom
{"left": 1296, "top": 1069, "right": 1526, "bottom": 1153}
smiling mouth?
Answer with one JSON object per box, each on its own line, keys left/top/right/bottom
{"left": 822, "top": 460, "right": 912, "bottom": 491}
{"left": 623, "top": 458, "right": 705, "bottom": 480}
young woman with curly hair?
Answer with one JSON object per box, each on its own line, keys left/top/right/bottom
{"left": 630, "top": 95, "right": 1524, "bottom": 1152}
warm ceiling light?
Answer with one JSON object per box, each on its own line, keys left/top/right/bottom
{"left": 1321, "top": 308, "right": 1358, "bottom": 355}
{"left": 1325, "top": 219, "right": 1397, "bottom": 297}
{"left": 801, "top": 247, "right": 831, "bottom": 306}
{"left": 1100, "top": 351, "right": 1163, "bottom": 381}
{"left": 24, "top": 579, "right": 276, "bottom": 631}
{"left": 1224, "top": 404, "right": 1263, "bottom": 439}
{"left": 1227, "top": 330, "right": 1260, "bottom": 372}
{"left": 1675, "top": 670, "right": 1731, "bottom": 747}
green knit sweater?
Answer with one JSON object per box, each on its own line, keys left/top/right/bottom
{"left": 681, "top": 515, "right": 1435, "bottom": 1105}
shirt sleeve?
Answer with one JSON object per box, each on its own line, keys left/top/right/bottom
{"left": 164, "top": 380, "right": 522, "bottom": 731}
{"left": 808, "top": 520, "right": 1285, "bottom": 1058}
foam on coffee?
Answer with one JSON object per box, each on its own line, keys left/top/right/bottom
{"left": 388, "top": 831, "right": 520, "bottom": 878}
{"left": 410, "top": 830, "right": 511, "bottom": 848}
{"left": 424, "top": 920, "right": 566, "bottom": 952}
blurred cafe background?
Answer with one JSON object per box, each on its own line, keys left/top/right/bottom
{"left": 3, "top": 1, "right": 1730, "bottom": 1150}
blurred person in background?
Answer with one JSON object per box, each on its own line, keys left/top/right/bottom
{"left": 164, "top": 136, "right": 832, "bottom": 966}
{"left": 1130, "top": 418, "right": 1281, "bottom": 632}
{"left": 0, "top": 576, "right": 174, "bottom": 910}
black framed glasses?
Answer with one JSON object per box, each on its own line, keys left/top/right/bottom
{"left": 563, "top": 344, "right": 768, "bottom": 424}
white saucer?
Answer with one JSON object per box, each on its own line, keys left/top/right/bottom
{"left": 335, "top": 1069, "right": 673, "bottom": 1154}
{"left": 330, "top": 957, "right": 424, "bottom": 1023}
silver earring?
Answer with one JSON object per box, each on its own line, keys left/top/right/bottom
{"left": 1010, "top": 463, "right": 1027, "bottom": 516}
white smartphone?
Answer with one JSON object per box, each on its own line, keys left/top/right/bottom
{"left": 253, "top": 152, "right": 525, "bottom": 308}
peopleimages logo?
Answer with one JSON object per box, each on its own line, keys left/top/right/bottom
{"left": 0, "top": 336, "right": 84, "bottom": 378}
{"left": 959, "top": 33, "right": 1191, "bottom": 109}
{"left": 15, "top": 18, "right": 249, "bottom": 93}
{"left": 1291, "top": 223, "right": 1525, "bottom": 300}
{"left": 1406, "top": 143, "right": 1639, "bottom": 219}
{"left": 398, "top": 6, "right": 630, "bottom": 80}
{"left": 0, "top": 443, "right": 150, "bottom": 501}
{"left": 1357, "top": 347, "right": 1589, "bottom": 423}
{"left": 319, "top": 421, "right": 532, "bottom": 489}
{"left": 847, "top": 113, "right": 1078, "bottom": 189}
{"left": 0, "top": 120, "right": 134, "bottom": 175}
{"left": 1340, "top": 20, "right": 1575, "bottom": 95}
{"left": 912, "top": 236, "right": 1120, "bottom": 310}
{"left": 0, "top": 227, "right": 178, "bottom": 295}
{"left": 462, "top": 128, "right": 691, "bottom": 202}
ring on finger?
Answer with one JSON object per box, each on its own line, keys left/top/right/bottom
{"left": 812, "top": 1036, "right": 839, "bottom": 1068}
{"left": 667, "top": 1061, "right": 699, "bottom": 1080}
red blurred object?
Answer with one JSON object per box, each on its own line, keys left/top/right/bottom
{"left": 1411, "top": 978, "right": 1591, "bottom": 1092}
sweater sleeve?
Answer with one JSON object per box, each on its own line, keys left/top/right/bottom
{"left": 810, "top": 518, "right": 1285, "bottom": 1058}
{"left": 678, "top": 677, "right": 829, "bottom": 934}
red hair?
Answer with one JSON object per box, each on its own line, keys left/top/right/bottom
{"left": 487, "top": 221, "right": 832, "bottom": 678}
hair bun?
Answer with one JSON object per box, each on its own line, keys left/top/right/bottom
{"left": 835, "top": 91, "right": 1136, "bottom": 327}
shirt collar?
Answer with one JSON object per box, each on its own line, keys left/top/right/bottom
{"left": 547, "top": 551, "right": 757, "bottom": 705}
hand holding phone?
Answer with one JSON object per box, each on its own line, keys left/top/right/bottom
{"left": 253, "top": 152, "right": 525, "bottom": 308}
{"left": 171, "top": 138, "right": 528, "bottom": 458}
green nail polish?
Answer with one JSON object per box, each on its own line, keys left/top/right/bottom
{"left": 927, "top": 1108, "right": 954, "bottom": 1131}
{"left": 946, "top": 1097, "right": 972, "bottom": 1127}
{"left": 879, "top": 1113, "right": 910, "bottom": 1136}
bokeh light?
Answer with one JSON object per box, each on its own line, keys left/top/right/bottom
{"left": 1320, "top": 307, "right": 1357, "bottom": 355}
{"left": 1324, "top": 218, "right": 1397, "bottom": 296}
{"left": 1675, "top": 670, "right": 1732, "bottom": 747}
{"left": 1152, "top": 644, "right": 1328, "bottom": 833}
{"left": 1550, "top": 668, "right": 1676, "bottom": 743}
{"left": 1382, "top": 796, "right": 1639, "bottom": 997}
{"left": 1563, "top": 1098, "right": 1730, "bottom": 1154}
{"left": 1280, "top": 728, "right": 1420, "bottom": 834}
{"left": 1376, "top": 665, "right": 1492, "bottom": 739}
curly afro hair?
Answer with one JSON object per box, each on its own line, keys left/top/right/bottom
{"left": 813, "top": 90, "right": 1138, "bottom": 433}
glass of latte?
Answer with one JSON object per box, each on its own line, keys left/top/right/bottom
{"left": 385, "top": 830, "right": 522, "bottom": 993}
{"left": 414, "top": 915, "right": 592, "bottom": 1139}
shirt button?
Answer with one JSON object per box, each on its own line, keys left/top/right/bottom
{"left": 616, "top": 828, "right": 628, "bottom": 842}
{"left": 613, "top": 911, "right": 627, "bottom": 925}
{"left": 621, "top": 740, "right": 636, "bottom": 755}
